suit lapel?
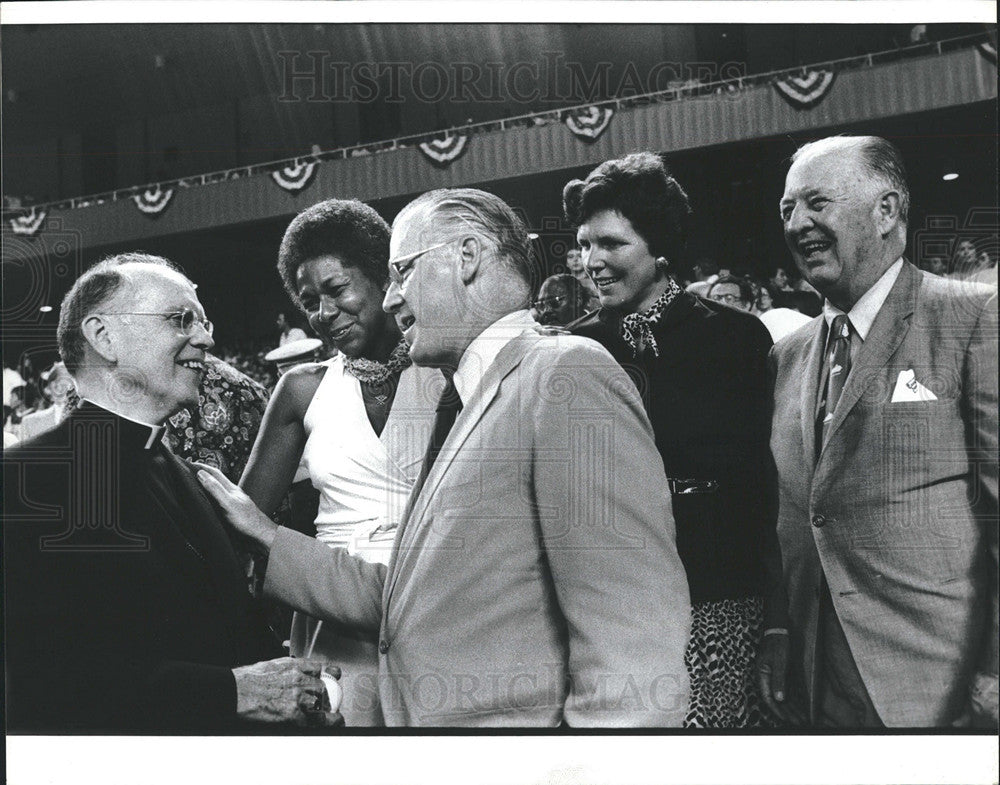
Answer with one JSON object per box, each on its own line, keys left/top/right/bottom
{"left": 385, "top": 334, "right": 532, "bottom": 606}
{"left": 820, "top": 263, "right": 919, "bottom": 455}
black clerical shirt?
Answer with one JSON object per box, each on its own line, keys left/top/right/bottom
{"left": 3, "top": 403, "right": 281, "bottom": 733}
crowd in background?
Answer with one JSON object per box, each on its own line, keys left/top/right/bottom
{"left": 3, "top": 135, "right": 997, "bottom": 732}
{"left": 4, "top": 240, "right": 995, "bottom": 447}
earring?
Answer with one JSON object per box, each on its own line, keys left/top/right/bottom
{"left": 655, "top": 257, "right": 669, "bottom": 273}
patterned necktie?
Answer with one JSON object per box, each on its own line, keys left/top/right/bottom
{"left": 415, "top": 374, "right": 463, "bottom": 491}
{"left": 818, "top": 314, "right": 853, "bottom": 447}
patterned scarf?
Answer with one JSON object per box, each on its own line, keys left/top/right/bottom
{"left": 342, "top": 338, "right": 412, "bottom": 385}
{"left": 620, "top": 279, "right": 683, "bottom": 358}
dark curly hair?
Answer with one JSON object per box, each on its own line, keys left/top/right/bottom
{"left": 562, "top": 151, "right": 692, "bottom": 264}
{"left": 277, "top": 199, "right": 391, "bottom": 307}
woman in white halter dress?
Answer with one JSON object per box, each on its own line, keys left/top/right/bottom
{"left": 239, "top": 199, "right": 436, "bottom": 726}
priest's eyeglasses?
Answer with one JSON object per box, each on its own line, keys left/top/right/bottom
{"left": 101, "top": 308, "right": 214, "bottom": 337}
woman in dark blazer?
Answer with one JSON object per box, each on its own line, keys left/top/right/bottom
{"left": 563, "top": 152, "right": 787, "bottom": 728}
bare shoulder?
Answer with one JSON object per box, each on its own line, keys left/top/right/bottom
{"left": 271, "top": 361, "right": 330, "bottom": 416}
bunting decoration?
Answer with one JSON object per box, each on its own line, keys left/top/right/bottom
{"left": 773, "top": 69, "right": 836, "bottom": 108}
{"left": 563, "top": 106, "right": 614, "bottom": 142}
{"left": 132, "top": 185, "right": 175, "bottom": 216}
{"left": 270, "top": 160, "right": 318, "bottom": 193}
{"left": 8, "top": 207, "right": 47, "bottom": 236}
{"left": 417, "top": 133, "right": 468, "bottom": 167}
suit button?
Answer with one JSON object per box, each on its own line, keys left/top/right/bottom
{"left": 378, "top": 640, "right": 390, "bottom": 654}
{"left": 811, "top": 514, "right": 826, "bottom": 528}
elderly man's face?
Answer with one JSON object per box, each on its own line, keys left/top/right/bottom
{"left": 104, "top": 267, "right": 213, "bottom": 422}
{"left": 383, "top": 211, "right": 467, "bottom": 369}
{"left": 780, "top": 149, "right": 886, "bottom": 305}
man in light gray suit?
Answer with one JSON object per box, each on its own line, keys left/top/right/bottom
{"left": 765, "top": 135, "right": 997, "bottom": 727}
{"left": 200, "top": 188, "right": 691, "bottom": 726}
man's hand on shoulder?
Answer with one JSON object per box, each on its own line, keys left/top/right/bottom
{"left": 195, "top": 462, "right": 278, "bottom": 552}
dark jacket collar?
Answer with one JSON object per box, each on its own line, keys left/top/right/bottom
{"left": 75, "top": 401, "right": 167, "bottom": 453}
{"left": 595, "top": 290, "right": 706, "bottom": 332}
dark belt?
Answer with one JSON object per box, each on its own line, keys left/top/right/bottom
{"left": 667, "top": 478, "right": 719, "bottom": 495}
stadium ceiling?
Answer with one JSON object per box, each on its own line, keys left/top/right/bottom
{"left": 3, "top": 23, "right": 955, "bottom": 142}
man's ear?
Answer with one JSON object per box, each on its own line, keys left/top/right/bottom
{"left": 876, "top": 190, "right": 903, "bottom": 236}
{"left": 81, "top": 314, "right": 118, "bottom": 364}
{"left": 457, "top": 236, "right": 482, "bottom": 284}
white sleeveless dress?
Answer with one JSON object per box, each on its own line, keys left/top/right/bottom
{"left": 289, "top": 355, "right": 436, "bottom": 726}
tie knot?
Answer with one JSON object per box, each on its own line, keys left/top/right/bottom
{"left": 831, "top": 314, "right": 852, "bottom": 339}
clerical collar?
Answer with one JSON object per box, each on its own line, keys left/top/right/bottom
{"left": 79, "top": 399, "right": 167, "bottom": 451}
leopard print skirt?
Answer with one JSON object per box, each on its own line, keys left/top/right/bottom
{"left": 683, "top": 595, "right": 769, "bottom": 728}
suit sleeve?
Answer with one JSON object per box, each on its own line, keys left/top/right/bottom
{"left": 963, "top": 291, "right": 998, "bottom": 683}
{"left": 531, "top": 341, "right": 692, "bottom": 727}
{"left": 263, "top": 527, "right": 386, "bottom": 634}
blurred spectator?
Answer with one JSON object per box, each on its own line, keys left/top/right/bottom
{"left": 753, "top": 282, "right": 776, "bottom": 315}
{"left": 3, "top": 386, "right": 32, "bottom": 439}
{"left": 563, "top": 247, "right": 600, "bottom": 311}
{"left": 217, "top": 339, "right": 282, "bottom": 391}
{"left": 920, "top": 256, "right": 949, "bottom": 277}
{"left": 165, "top": 353, "right": 270, "bottom": 483}
{"left": 769, "top": 266, "right": 795, "bottom": 292}
{"left": 685, "top": 257, "right": 720, "bottom": 296}
{"left": 3, "top": 363, "right": 26, "bottom": 409}
{"left": 707, "top": 274, "right": 755, "bottom": 311}
{"left": 263, "top": 337, "right": 326, "bottom": 377}
{"left": 532, "top": 274, "right": 591, "bottom": 327}
{"left": 17, "top": 362, "right": 78, "bottom": 442}
{"left": 970, "top": 249, "right": 998, "bottom": 287}
{"left": 276, "top": 311, "right": 308, "bottom": 347}
{"left": 950, "top": 239, "right": 979, "bottom": 277}
{"left": 951, "top": 240, "right": 997, "bottom": 286}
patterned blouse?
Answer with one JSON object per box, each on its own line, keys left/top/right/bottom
{"left": 166, "top": 354, "right": 270, "bottom": 482}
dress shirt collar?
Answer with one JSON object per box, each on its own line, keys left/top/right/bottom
{"left": 822, "top": 257, "right": 903, "bottom": 341}
{"left": 79, "top": 399, "right": 167, "bottom": 450}
{"left": 452, "top": 310, "right": 536, "bottom": 404}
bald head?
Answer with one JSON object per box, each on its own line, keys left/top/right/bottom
{"left": 791, "top": 136, "right": 910, "bottom": 224}
{"left": 58, "top": 253, "right": 189, "bottom": 373}
{"left": 780, "top": 135, "right": 909, "bottom": 311}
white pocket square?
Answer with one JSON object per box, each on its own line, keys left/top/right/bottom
{"left": 891, "top": 369, "right": 938, "bottom": 402}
